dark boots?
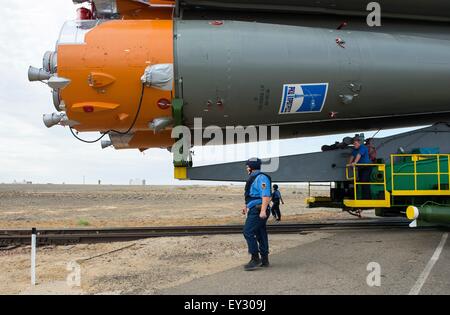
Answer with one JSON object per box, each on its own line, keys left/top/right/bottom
{"left": 244, "top": 254, "right": 261, "bottom": 271}
{"left": 260, "top": 255, "right": 270, "bottom": 267}
{"left": 244, "top": 254, "right": 270, "bottom": 270}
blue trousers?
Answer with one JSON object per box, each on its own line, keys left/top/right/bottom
{"left": 243, "top": 206, "right": 269, "bottom": 256}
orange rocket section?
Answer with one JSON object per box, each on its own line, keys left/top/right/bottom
{"left": 57, "top": 19, "right": 174, "bottom": 149}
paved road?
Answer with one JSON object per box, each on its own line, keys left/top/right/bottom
{"left": 159, "top": 229, "right": 450, "bottom": 294}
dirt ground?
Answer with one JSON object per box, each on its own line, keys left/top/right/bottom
{"left": 0, "top": 184, "right": 346, "bottom": 228}
{"left": 1, "top": 232, "right": 332, "bottom": 295}
{"left": 0, "top": 184, "right": 349, "bottom": 295}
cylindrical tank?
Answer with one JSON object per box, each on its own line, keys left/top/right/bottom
{"left": 407, "top": 204, "right": 450, "bottom": 225}
{"left": 30, "top": 9, "right": 450, "bottom": 149}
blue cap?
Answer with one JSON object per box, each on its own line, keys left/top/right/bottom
{"left": 246, "top": 158, "right": 261, "bottom": 170}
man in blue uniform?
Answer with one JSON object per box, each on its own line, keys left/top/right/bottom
{"left": 242, "top": 158, "right": 272, "bottom": 271}
{"left": 348, "top": 137, "right": 372, "bottom": 200}
{"left": 271, "top": 184, "right": 284, "bottom": 221}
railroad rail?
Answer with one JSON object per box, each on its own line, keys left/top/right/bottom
{"left": 0, "top": 219, "right": 420, "bottom": 247}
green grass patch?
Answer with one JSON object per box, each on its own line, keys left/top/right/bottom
{"left": 77, "top": 219, "right": 90, "bottom": 226}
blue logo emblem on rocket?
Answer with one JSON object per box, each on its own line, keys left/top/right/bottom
{"left": 279, "top": 83, "right": 329, "bottom": 114}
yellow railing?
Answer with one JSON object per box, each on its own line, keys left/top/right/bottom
{"left": 344, "top": 164, "right": 390, "bottom": 208}
{"left": 390, "top": 154, "right": 450, "bottom": 196}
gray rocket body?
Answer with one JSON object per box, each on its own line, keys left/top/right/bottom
{"left": 181, "top": 0, "right": 450, "bottom": 23}
{"left": 174, "top": 18, "right": 450, "bottom": 136}
{"left": 29, "top": 1, "right": 450, "bottom": 149}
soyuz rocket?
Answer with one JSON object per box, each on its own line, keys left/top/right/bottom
{"left": 29, "top": 0, "right": 450, "bottom": 152}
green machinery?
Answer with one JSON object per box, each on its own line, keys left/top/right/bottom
{"left": 181, "top": 124, "right": 450, "bottom": 227}
{"left": 342, "top": 151, "right": 450, "bottom": 227}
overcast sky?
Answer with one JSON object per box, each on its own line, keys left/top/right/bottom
{"left": 0, "top": 1, "right": 419, "bottom": 185}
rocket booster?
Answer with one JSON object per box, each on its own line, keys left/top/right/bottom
{"left": 29, "top": 0, "right": 450, "bottom": 151}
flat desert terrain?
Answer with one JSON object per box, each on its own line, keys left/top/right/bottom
{"left": 0, "top": 184, "right": 349, "bottom": 294}
{"left": 0, "top": 184, "right": 345, "bottom": 228}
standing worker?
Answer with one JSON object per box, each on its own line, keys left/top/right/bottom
{"left": 242, "top": 158, "right": 272, "bottom": 271}
{"left": 271, "top": 184, "right": 284, "bottom": 221}
{"left": 348, "top": 137, "right": 372, "bottom": 200}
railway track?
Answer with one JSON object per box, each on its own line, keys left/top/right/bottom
{"left": 0, "top": 219, "right": 416, "bottom": 247}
